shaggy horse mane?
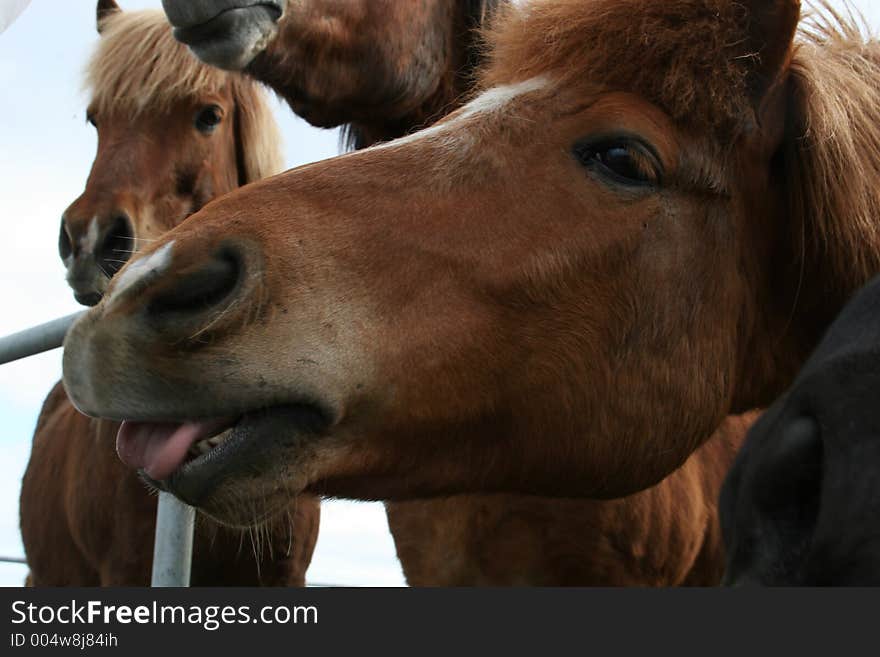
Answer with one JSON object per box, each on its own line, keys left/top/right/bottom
{"left": 481, "top": 0, "right": 880, "bottom": 306}
{"left": 788, "top": 4, "right": 880, "bottom": 298}
{"left": 86, "top": 9, "right": 283, "bottom": 182}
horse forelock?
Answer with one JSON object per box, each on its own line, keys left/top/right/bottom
{"left": 85, "top": 9, "right": 283, "bottom": 182}
{"left": 86, "top": 10, "right": 226, "bottom": 115}
{"left": 480, "top": 0, "right": 756, "bottom": 138}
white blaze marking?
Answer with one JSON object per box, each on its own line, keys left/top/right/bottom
{"left": 371, "top": 76, "right": 549, "bottom": 150}
{"left": 458, "top": 76, "right": 548, "bottom": 119}
{"left": 81, "top": 217, "right": 100, "bottom": 255}
{"left": 109, "top": 240, "right": 175, "bottom": 301}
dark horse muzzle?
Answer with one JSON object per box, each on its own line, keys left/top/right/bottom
{"left": 162, "top": 0, "right": 283, "bottom": 70}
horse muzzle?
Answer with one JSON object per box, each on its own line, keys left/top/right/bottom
{"left": 162, "top": 0, "right": 284, "bottom": 70}
{"left": 65, "top": 261, "right": 109, "bottom": 307}
{"left": 140, "top": 404, "right": 329, "bottom": 526}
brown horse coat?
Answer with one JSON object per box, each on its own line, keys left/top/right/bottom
{"left": 390, "top": 413, "right": 755, "bottom": 586}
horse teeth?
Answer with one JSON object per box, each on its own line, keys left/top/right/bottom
{"left": 187, "top": 433, "right": 229, "bottom": 460}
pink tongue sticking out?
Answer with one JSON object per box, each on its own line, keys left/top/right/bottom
{"left": 117, "top": 418, "right": 235, "bottom": 481}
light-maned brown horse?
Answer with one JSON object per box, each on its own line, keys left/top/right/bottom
{"left": 162, "top": 0, "right": 754, "bottom": 586}
{"left": 20, "top": 1, "right": 319, "bottom": 586}
{"left": 63, "top": 0, "right": 880, "bottom": 582}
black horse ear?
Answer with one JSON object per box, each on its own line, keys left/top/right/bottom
{"left": 97, "top": 0, "right": 121, "bottom": 34}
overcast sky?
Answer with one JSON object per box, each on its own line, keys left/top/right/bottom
{"left": 1, "top": 0, "right": 879, "bottom": 587}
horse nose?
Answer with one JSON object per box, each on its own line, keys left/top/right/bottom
{"left": 59, "top": 212, "right": 134, "bottom": 270}
{"left": 60, "top": 212, "right": 136, "bottom": 306}
{"left": 95, "top": 214, "right": 135, "bottom": 276}
{"left": 145, "top": 246, "right": 242, "bottom": 323}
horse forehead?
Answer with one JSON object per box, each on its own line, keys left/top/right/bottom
{"left": 458, "top": 77, "right": 549, "bottom": 118}
{"left": 371, "top": 76, "right": 551, "bottom": 152}
{"left": 93, "top": 117, "right": 201, "bottom": 173}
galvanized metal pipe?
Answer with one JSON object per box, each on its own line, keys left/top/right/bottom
{"left": 0, "top": 311, "right": 84, "bottom": 365}
{"left": 150, "top": 492, "right": 196, "bottom": 587}
{"left": 0, "top": 556, "right": 27, "bottom": 564}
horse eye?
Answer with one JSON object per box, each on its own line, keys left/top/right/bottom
{"left": 195, "top": 105, "right": 223, "bottom": 134}
{"left": 573, "top": 138, "right": 660, "bottom": 187}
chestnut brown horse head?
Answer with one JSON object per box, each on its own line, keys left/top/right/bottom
{"left": 60, "top": 0, "right": 282, "bottom": 305}
{"left": 64, "top": 0, "right": 880, "bottom": 526}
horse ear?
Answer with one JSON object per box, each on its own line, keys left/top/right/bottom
{"left": 739, "top": 0, "right": 801, "bottom": 105}
{"left": 96, "top": 0, "right": 121, "bottom": 34}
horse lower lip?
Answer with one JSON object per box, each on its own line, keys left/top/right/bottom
{"left": 172, "top": 4, "right": 281, "bottom": 46}
{"left": 155, "top": 404, "right": 328, "bottom": 507}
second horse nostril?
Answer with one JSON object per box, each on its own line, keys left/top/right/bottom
{"left": 97, "top": 215, "right": 135, "bottom": 276}
{"left": 147, "top": 248, "right": 242, "bottom": 317}
{"left": 59, "top": 221, "right": 73, "bottom": 261}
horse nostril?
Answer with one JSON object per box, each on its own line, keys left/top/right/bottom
{"left": 147, "top": 247, "right": 242, "bottom": 318}
{"left": 59, "top": 220, "right": 73, "bottom": 262}
{"left": 97, "top": 215, "right": 135, "bottom": 276}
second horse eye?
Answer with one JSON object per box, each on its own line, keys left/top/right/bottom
{"left": 195, "top": 106, "right": 222, "bottom": 133}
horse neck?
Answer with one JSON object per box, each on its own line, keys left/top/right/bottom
{"left": 347, "top": 0, "right": 500, "bottom": 148}
{"left": 260, "top": 0, "right": 501, "bottom": 151}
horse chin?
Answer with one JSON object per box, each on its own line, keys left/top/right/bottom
{"left": 73, "top": 290, "right": 104, "bottom": 307}
{"left": 147, "top": 403, "right": 327, "bottom": 526}
{"left": 169, "top": 4, "right": 281, "bottom": 71}
{"left": 66, "top": 269, "right": 109, "bottom": 307}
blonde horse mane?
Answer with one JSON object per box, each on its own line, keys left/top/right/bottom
{"left": 85, "top": 9, "right": 283, "bottom": 182}
{"left": 788, "top": 3, "right": 880, "bottom": 297}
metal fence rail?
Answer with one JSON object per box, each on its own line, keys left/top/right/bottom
{"left": 0, "top": 313, "right": 196, "bottom": 587}
{"left": 0, "top": 556, "right": 27, "bottom": 564}
{"left": 0, "top": 312, "right": 83, "bottom": 366}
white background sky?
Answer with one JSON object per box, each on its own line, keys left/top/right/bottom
{"left": 1, "top": 0, "right": 879, "bottom": 587}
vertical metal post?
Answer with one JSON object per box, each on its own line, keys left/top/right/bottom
{"left": 150, "top": 492, "right": 196, "bottom": 587}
